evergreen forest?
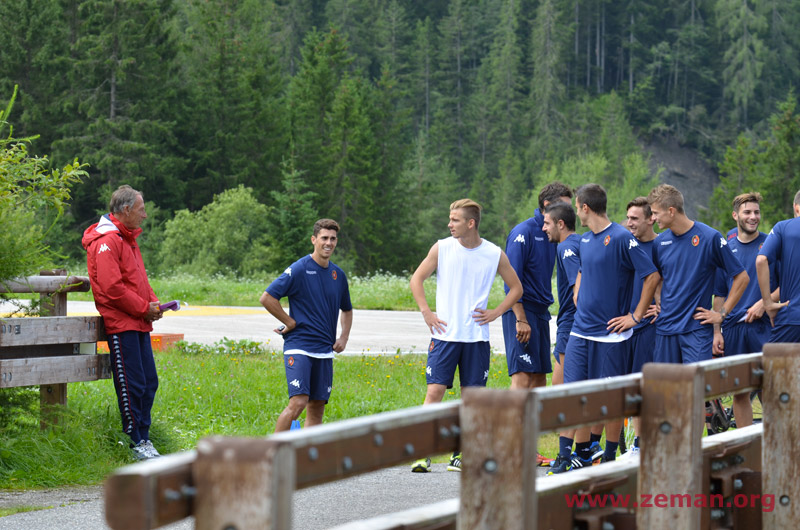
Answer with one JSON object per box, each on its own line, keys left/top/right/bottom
{"left": 3, "top": 0, "right": 800, "bottom": 277}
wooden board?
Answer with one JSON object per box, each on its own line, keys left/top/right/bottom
{"left": 0, "top": 354, "right": 110, "bottom": 388}
{"left": 0, "top": 316, "right": 105, "bottom": 347}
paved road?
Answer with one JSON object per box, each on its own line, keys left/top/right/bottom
{"left": 0, "top": 301, "right": 556, "bottom": 529}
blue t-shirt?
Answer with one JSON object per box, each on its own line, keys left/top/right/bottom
{"left": 266, "top": 255, "right": 353, "bottom": 355}
{"left": 555, "top": 233, "right": 581, "bottom": 332}
{"left": 629, "top": 238, "right": 657, "bottom": 330}
{"left": 572, "top": 223, "right": 658, "bottom": 337}
{"left": 653, "top": 221, "right": 745, "bottom": 335}
{"left": 504, "top": 209, "right": 555, "bottom": 315}
{"left": 714, "top": 232, "right": 776, "bottom": 326}
{"left": 758, "top": 217, "right": 800, "bottom": 326}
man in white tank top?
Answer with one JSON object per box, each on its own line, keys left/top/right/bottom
{"left": 408, "top": 198, "right": 526, "bottom": 473}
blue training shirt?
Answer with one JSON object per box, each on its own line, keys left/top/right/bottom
{"left": 555, "top": 233, "right": 581, "bottom": 333}
{"left": 714, "top": 232, "right": 776, "bottom": 326}
{"left": 653, "top": 221, "right": 745, "bottom": 335}
{"left": 504, "top": 209, "right": 556, "bottom": 315}
{"left": 629, "top": 239, "right": 657, "bottom": 330}
{"left": 266, "top": 255, "right": 353, "bottom": 356}
{"left": 758, "top": 217, "right": 800, "bottom": 326}
{"left": 572, "top": 223, "right": 658, "bottom": 337}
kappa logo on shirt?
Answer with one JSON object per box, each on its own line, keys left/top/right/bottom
{"left": 284, "top": 267, "right": 292, "bottom": 276}
{"left": 289, "top": 379, "right": 301, "bottom": 388}
{"left": 520, "top": 354, "right": 532, "bottom": 364}
{"left": 98, "top": 243, "right": 110, "bottom": 254}
{"left": 628, "top": 238, "right": 639, "bottom": 249}
{"left": 426, "top": 365, "right": 432, "bottom": 376}
{"left": 483, "top": 370, "right": 489, "bottom": 380}
{"left": 719, "top": 237, "right": 727, "bottom": 248}
{"left": 514, "top": 234, "right": 525, "bottom": 244}
{"left": 563, "top": 248, "right": 576, "bottom": 259}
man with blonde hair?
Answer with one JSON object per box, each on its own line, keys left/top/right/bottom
{"left": 409, "top": 199, "right": 525, "bottom": 473}
{"left": 648, "top": 184, "right": 748, "bottom": 366}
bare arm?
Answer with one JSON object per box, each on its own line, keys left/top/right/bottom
{"left": 573, "top": 271, "right": 581, "bottom": 307}
{"left": 757, "top": 255, "right": 788, "bottom": 325}
{"left": 711, "top": 295, "right": 725, "bottom": 356}
{"left": 410, "top": 242, "right": 447, "bottom": 334}
{"left": 509, "top": 302, "right": 531, "bottom": 344}
{"left": 333, "top": 310, "right": 353, "bottom": 352}
{"left": 259, "top": 291, "right": 295, "bottom": 334}
{"left": 607, "top": 271, "right": 660, "bottom": 333}
{"left": 694, "top": 271, "right": 748, "bottom": 325}
{"left": 473, "top": 251, "right": 523, "bottom": 325}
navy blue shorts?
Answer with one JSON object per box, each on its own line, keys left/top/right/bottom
{"left": 553, "top": 327, "right": 572, "bottom": 363}
{"left": 426, "top": 339, "right": 490, "bottom": 388}
{"left": 563, "top": 335, "right": 627, "bottom": 383}
{"left": 654, "top": 327, "right": 713, "bottom": 364}
{"left": 626, "top": 324, "right": 656, "bottom": 374}
{"left": 768, "top": 324, "right": 800, "bottom": 343}
{"left": 722, "top": 319, "right": 770, "bottom": 355}
{"left": 502, "top": 310, "right": 552, "bottom": 376}
{"left": 284, "top": 353, "right": 333, "bottom": 402}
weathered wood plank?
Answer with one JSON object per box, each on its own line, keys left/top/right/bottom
{"left": 459, "top": 388, "right": 537, "bottom": 530}
{"left": 0, "top": 316, "right": 106, "bottom": 347}
{"left": 2, "top": 275, "right": 91, "bottom": 294}
{"left": 327, "top": 499, "right": 459, "bottom": 530}
{"left": 762, "top": 342, "right": 800, "bottom": 529}
{"left": 638, "top": 363, "right": 704, "bottom": 530}
{"left": 0, "top": 354, "right": 110, "bottom": 388}
{"left": 194, "top": 436, "right": 295, "bottom": 530}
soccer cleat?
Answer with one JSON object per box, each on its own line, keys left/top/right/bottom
{"left": 411, "top": 457, "right": 431, "bottom": 473}
{"left": 143, "top": 440, "right": 161, "bottom": 458}
{"left": 546, "top": 454, "right": 572, "bottom": 475}
{"left": 447, "top": 452, "right": 462, "bottom": 472}
{"left": 537, "top": 453, "right": 555, "bottom": 467}
{"left": 588, "top": 441, "right": 604, "bottom": 462}
{"left": 570, "top": 452, "right": 593, "bottom": 470}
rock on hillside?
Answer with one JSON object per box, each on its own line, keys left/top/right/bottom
{"left": 643, "top": 136, "right": 719, "bottom": 221}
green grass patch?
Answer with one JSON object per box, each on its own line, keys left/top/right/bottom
{"left": 0, "top": 506, "right": 46, "bottom": 517}
{"left": 0, "top": 340, "right": 558, "bottom": 490}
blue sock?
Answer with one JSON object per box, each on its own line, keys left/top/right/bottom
{"left": 590, "top": 432, "right": 602, "bottom": 444}
{"left": 634, "top": 436, "right": 640, "bottom": 448}
{"left": 605, "top": 441, "right": 619, "bottom": 460}
{"left": 576, "top": 441, "right": 591, "bottom": 460}
{"left": 559, "top": 436, "right": 574, "bottom": 458}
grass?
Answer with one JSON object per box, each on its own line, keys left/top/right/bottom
{"left": 0, "top": 506, "right": 45, "bottom": 517}
{"left": 0, "top": 339, "right": 560, "bottom": 490}
{"left": 15, "top": 269, "right": 552, "bottom": 313}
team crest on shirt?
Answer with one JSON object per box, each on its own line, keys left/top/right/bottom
{"left": 692, "top": 235, "right": 700, "bottom": 246}
{"left": 604, "top": 235, "right": 611, "bottom": 246}
{"left": 429, "top": 340, "right": 435, "bottom": 352}
{"left": 332, "top": 270, "right": 338, "bottom": 280}
{"left": 287, "top": 356, "right": 294, "bottom": 367}
{"left": 759, "top": 243, "right": 763, "bottom": 250}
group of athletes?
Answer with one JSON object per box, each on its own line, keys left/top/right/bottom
{"left": 261, "top": 181, "right": 800, "bottom": 476}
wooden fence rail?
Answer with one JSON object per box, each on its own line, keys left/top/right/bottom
{"left": 103, "top": 345, "right": 800, "bottom": 530}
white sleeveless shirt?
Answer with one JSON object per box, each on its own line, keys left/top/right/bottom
{"left": 435, "top": 236, "right": 502, "bottom": 342}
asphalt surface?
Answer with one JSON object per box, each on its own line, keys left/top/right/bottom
{"left": 0, "top": 301, "right": 557, "bottom": 529}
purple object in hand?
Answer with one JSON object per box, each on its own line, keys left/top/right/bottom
{"left": 158, "top": 300, "right": 181, "bottom": 311}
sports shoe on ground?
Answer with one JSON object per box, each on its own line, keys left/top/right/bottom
{"left": 588, "top": 441, "right": 604, "bottom": 462}
{"left": 143, "top": 440, "right": 161, "bottom": 458}
{"left": 131, "top": 440, "right": 154, "bottom": 460}
{"left": 536, "top": 453, "right": 554, "bottom": 467}
{"left": 546, "top": 454, "right": 572, "bottom": 475}
{"left": 600, "top": 454, "right": 615, "bottom": 463}
{"left": 447, "top": 452, "right": 462, "bottom": 472}
{"left": 411, "top": 457, "right": 431, "bottom": 473}
{"left": 570, "top": 452, "right": 593, "bottom": 470}
{"left": 620, "top": 445, "right": 639, "bottom": 459}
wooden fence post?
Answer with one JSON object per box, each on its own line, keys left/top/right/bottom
{"left": 194, "top": 436, "right": 295, "bottom": 530}
{"left": 459, "top": 388, "right": 538, "bottom": 529}
{"left": 638, "top": 363, "right": 704, "bottom": 530}
{"left": 39, "top": 273, "right": 68, "bottom": 428}
{"left": 762, "top": 342, "right": 800, "bottom": 528}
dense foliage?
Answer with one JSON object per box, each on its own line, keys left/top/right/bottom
{"left": 2, "top": 0, "right": 800, "bottom": 275}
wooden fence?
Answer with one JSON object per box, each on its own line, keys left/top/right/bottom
{"left": 104, "top": 344, "right": 798, "bottom": 529}
{"left": 1, "top": 272, "right": 109, "bottom": 426}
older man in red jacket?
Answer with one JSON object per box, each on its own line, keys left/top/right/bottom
{"left": 83, "top": 185, "right": 163, "bottom": 460}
